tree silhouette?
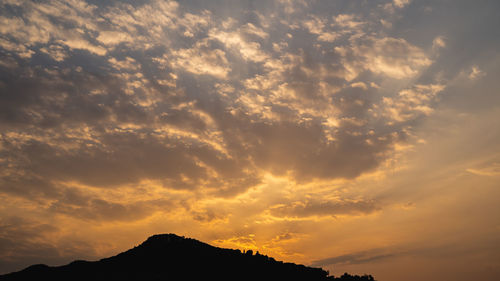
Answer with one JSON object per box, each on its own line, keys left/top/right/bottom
{"left": 0, "top": 234, "right": 376, "bottom": 281}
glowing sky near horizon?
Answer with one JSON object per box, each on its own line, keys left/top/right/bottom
{"left": 1, "top": 0, "right": 500, "bottom": 280}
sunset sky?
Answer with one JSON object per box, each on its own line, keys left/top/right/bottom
{"left": 1, "top": 0, "right": 499, "bottom": 280}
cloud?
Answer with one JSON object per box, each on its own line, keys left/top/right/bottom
{"left": 333, "top": 14, "right": 365, "bottom": 30}
{"left": 383, "top": 0, "right": 412, "bottom": 13}
{"left": 468, "top": 66, "right": 486, "bottom": 80}
{"left": 393, "top": 0, "right": 411, "bottom": 9}
{"left": 0, "top": 216, "right": 98, "bottom": 273}
{"left": 96, "top": 31, "right": 133, "bottom": 46}
{"left": 3, "top": 0, "right": 490, "bottom": 275}
{"left": 381, "top": 84, "right": 445, "bottom": 123}
{"left": 278, "top": 0, "right": 308, "bottom": 14}
{"left": 337, "top": 37, "right": 432, "bottom": 80}
{"left": 466, "top": 163, "right": 500, "bottom": 177}
{"left": 311, "top": 249, "right": 396, "bottom": 267}
{"left": 46, "top": 187, "right": 176, "bottom": 222}
{"left": 0, "top": 37, "right": 34, "bottom": 59}
{"left": 59, "top": 37, "right": 107, "bottom": 56}
{"left": 0, "top": 0, "right": 446, "bottom": 205}
{"left": 208, "top": 27, "right": 270, "bottom": 63}
{"left": 39, "top": 45, "right": 68, "bottom": 62}
{"left": 0, "top": 0, "right": 443, "bottom": 203}
{"left": 171, "top": 40, "right": 231, "bottom": 79}
{"left": 432, "top": 36, "right": 446, "bottom": 51}
{"left": 303, "top": 16, "right": 337, "bottom": 42}
{"left": 0, "top": 5, "right": 497, "bottom": 281}
{"left": 270, "top": 198, "right": 380, "bottom": 218}
{"left": 240, "top": 23, "right": 269, "bottom": 39}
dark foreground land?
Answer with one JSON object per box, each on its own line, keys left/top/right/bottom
{"left": 0, "top": 234, "right": 375, "bottom": 281}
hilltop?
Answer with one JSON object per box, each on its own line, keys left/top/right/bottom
{"left": 0, "top": 234, "right": 375, "bottom": 281}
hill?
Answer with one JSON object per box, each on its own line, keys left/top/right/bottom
{"left": 0, "top": 234, "right": 375, "bottom": 281}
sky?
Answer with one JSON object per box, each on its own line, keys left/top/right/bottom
{"left": 0, "top": 0, "right": 499, "bottom": 280}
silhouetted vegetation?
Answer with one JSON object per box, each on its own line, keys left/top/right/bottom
{"left": 0, "top": 234, "right": 376, "bottom": 281}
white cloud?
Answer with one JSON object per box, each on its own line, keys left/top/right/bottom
{"left": 350, "top": 82, "right": 368, "bottom": 90}
{"left": 468, "top": 66, "right": 486, "bottom": 80}
{"left": 382, "top": 84, "right": 445, "bottom": 122}
{"left": 97, "top": 31, "right": 133, "bottom": 46}
{"left": 241, "top": 23, "right": 269, "bottom": 39}
{"left": 209, "top": 29, "right": 270, "bottom": 63}
{"left": 179, "top": 10, "right": 211, "bottom": 37}
{"left": 432, "top": 36, "right": 446, "bottom": 50}
{"left": 340, "top": 37, "right": 432, "bottom": 80}
{"left": 172, "top": 41, "right": 231, "bottom": 79}
{"left": 0, "top": 37, "right": 34, "bottom": 58}
{"left": 303, "top": 16, "right": 338, "bottom": 42}
{"left": 333, "top": 14, "right": 364, "bottom": 29}
{"left": 40, "top": 45, "right": 67, "bottom": 62}
{"left": 383, "top": 0, "right": 411, "bottom": 14}
{"left": 58, "top": 37, "right": 107, "bottom": 56}
{"left": 393, "top": 0, "right": 411, "bottom": 8}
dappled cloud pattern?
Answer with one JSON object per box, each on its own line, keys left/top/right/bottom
{"left": 0, "top": 0, "right": 449, "bottom": 268}
{"left": 0, "top": 0, "right": 438, "bottom": 202}
{"left": 1, "top": 1, "right": 500, "bottom": 280}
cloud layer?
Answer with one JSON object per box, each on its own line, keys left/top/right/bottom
{"left": 0, "top": 0, "right": 440, "bottom": 200}
{"left": 1, "top": 1, "right": 500, "bottom": 280}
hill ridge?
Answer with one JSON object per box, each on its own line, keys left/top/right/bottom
{"left": 0, "top": 234, "right": 375, "bottom": 281}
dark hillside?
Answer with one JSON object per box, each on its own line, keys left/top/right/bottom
{"left": 0, "top": 234, "right": 375, "bottom": 281}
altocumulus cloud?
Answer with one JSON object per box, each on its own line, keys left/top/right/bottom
{"left": 0, "top": 0, "right": 445, "bottom": 217}
{"left": 0, "top": 1, "right": 460, "bottom": 271}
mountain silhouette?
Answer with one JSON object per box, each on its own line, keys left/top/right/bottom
{"left": 0, "top": 234, "right": 375, "bottom": 281}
